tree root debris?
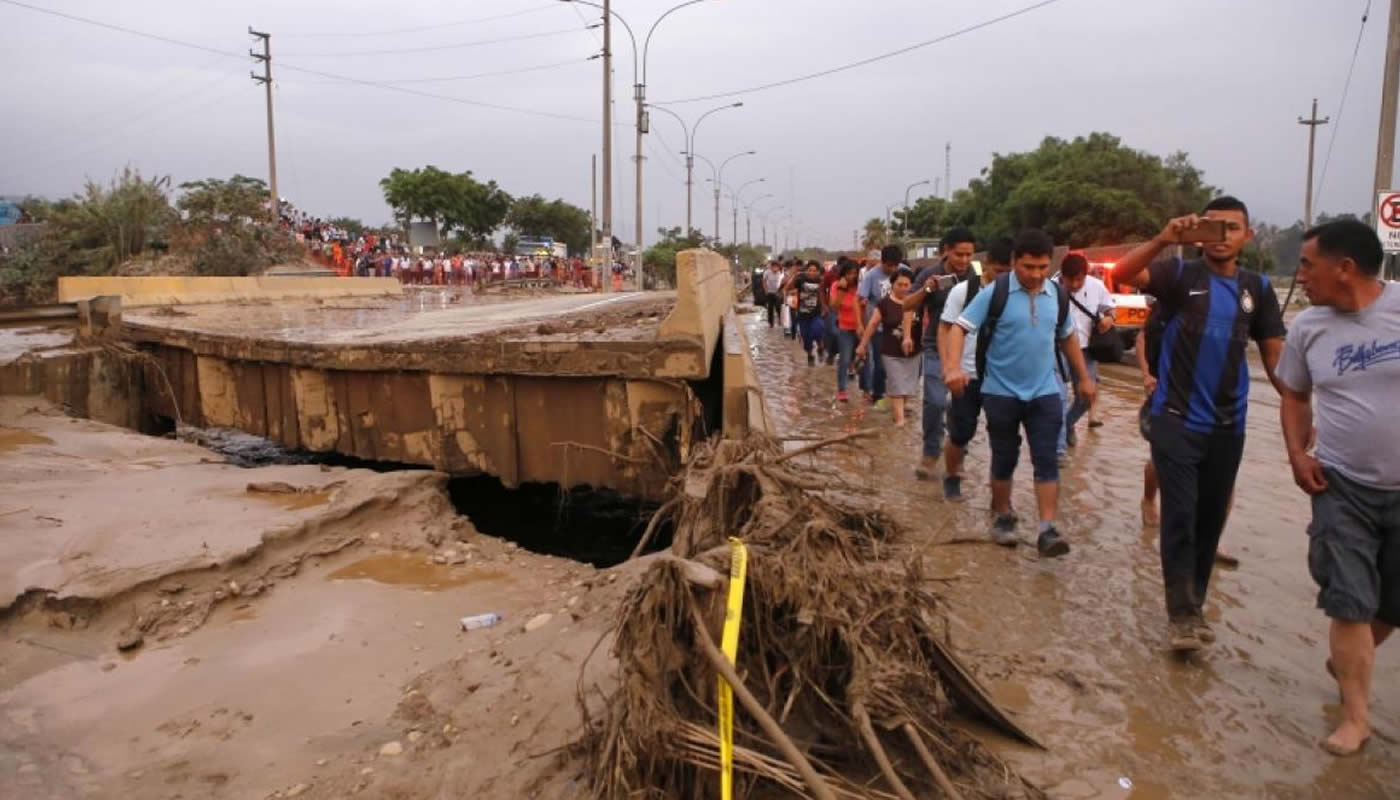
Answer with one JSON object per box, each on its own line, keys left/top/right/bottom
{"left": 576, "top": 434, "right": 1047, "bottom": 799}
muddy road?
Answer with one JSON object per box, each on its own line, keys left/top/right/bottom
{"left": 742, "top": 308, "right": 1398, "bottom": 799}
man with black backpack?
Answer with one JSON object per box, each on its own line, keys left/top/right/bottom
{"left": 1112, "top": 196, "right": 1287, "bottom": 653}
{"left": 935, "top": 236, "right": 1014, "bottom": 503}
{"left": 945, "top": 230, "right": 1096, "bottom": 557}
{"left": 1056, "top": 253, "right": 1117, "bottom": 452}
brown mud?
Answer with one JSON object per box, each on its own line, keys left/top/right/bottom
{"left": 742, "top": 309, "right": 1398, "bottom": 799}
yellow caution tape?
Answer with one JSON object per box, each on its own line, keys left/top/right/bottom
{"left": 718, "top": 536, "right": 748, "bottom": 800}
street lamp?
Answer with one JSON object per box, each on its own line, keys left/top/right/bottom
{"left": 744, "top": 192, "right": 774, "bottom": 246}
{"left": 561, "top": 0, "right": 714, "bottom": 290}
{"left": 650, "top": 102, "right": 742, "bottom": 237}
{"left": 715, "top": 150, "right": 756, "bottom": 244}
{"left": 758, "top": 204, "right": 785, "bottom": 250}
{"left": 903, "top": 179, "right": 931, "bottom": 236}
{"left": 728, "top": 178, "right": 765, "bottom": 245}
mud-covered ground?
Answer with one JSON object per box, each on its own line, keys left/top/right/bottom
{"left": 0, "top": 398, "right": 630, "bottom": 800}
{"left": 742, "top": 307, "right": 1398, "bottom": 799}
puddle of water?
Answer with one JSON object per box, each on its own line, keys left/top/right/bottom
{"left": 326, "top": 552, "right": 508, "bottom": 591}
{"left": 0, "top": 427, "right": 54, "bottom": 453}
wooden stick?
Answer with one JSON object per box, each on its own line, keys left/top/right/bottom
{"left": 628, "top": 496, "right": 681, "bottom": 561}
{"left": 686, "top": 600, "right": 838, "bottom": 800}
{"left": 550, "top": 440, "right": 648, "bottom": 464}
{"left": 901, "top": 723, "right": 966, "bottom": 800}
{"left": 851, "top": 701, "right": 917, "bottom": 800}
{"left": 770, "top": 429, "right": 877, "bottom": 464}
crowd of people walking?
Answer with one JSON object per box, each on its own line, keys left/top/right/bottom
{"left": 756, "top": 202, "right": 1398, "bottom": 758}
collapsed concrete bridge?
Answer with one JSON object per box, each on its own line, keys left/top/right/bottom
{"left": 2, "top": 250, "right": 769, "bottom": 501}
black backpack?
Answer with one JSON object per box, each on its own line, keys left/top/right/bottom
{"left": 974, "top": 273, "right": 1071, "bottom": 382}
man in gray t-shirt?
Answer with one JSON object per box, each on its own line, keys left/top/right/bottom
{"left": 1277, "top": 219, "right": 1399, "bottom": 757}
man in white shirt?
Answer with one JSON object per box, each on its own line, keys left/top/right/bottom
{"left": 937, "top": 236, "right": 1013, "bottom": 504}
{"left": 1056, "top": 253, "right": 1114, "bottom": 448}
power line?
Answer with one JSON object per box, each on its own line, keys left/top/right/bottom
{"left": 277, "top": 4, "right": 557, "bottom": 38}
{"left": 651, "top": 0, "right": 1066, "bottom": 105}
{"left": 1314, "top": 0, "right": 1372, "bottom": 211}
{"left": 278, "top": 26, "right": 593, "bottom": 58}
{"left": 278, "top": 56, "right": 594, "bottom": 86}
{"left": 0, "top": 0, "right": 615, "bottom": 126}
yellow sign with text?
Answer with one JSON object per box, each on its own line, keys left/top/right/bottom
{"left": 718, "top": 537, "right": 748, "bottom": 800}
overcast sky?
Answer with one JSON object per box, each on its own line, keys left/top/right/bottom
{"left": 1, "top": 0, "right": 1395, "bottom": 250}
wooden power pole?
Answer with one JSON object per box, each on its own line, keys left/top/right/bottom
{"left": 1299, "top": 98, "right": 1329, "bottom": 227}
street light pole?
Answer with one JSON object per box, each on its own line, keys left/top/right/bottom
{"left": 601, "top": 0, "right": 613, "bottom": 292}
{"left": 649, "top": 102, "right": 741, "bottom": 238}
{"left": 745, "top": 193, "right": 774, "bottom": 247}
{"left": 903, "top": 179, "right": 931, "bottom": 235}
{"left": 716, "top": 150, "right": 756, "bottom": 244}
{"left": 730, "top": 177, "right": 765, "bottom": 246}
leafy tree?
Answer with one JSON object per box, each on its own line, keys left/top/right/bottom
{"left": 379, "top": 166, "right": 512, "bottom": 240}
{"left": 939, "top": 133, "right": 1216, "bottom": 247}
{"left": 894, "top": 196, "right": 951, "bottom": 239}
{"left": 177, "top": 175, "right": 268, "bottom": 224}
{"left": 327, "top": 216, "right": 365, "bottom": 237}
{"left": 643, "top": 226, "right": 708, "bottom": 285}
{"left": 861, "top": 218, "right": 888, "bottom": 252}
{"left": 501, "top": 231, "right": 520, "bottom": 255}
{"left": 504, "top": 194, "right": 592, "bottom": 255}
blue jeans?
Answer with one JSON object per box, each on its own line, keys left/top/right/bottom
{"left": 836, "top": 329, "right": 858, "bottom": 393}
{"left": 921, "top": 349, "right": 948, "bottom": 458}
{"left": 1065, "top": 354, "right": 1099, "bottom": 431}
{"left": 984, "top": 393, "right": 1064, "bottom": 483}
{"left": 862, "top": 330, "right": 886, "bottom": 399}
{"left": 1057, "top": 374, "right": 1072, "bottom": 458}
{"left": 798, "top": 315, "right": 825, "bottom": 354}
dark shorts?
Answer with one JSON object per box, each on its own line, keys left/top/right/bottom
{"left": 947, "top": 378, "right": 983, "bottom": 448}
{"left": 1307, "top": 467, "right": 1400, "bottom": 625}
{"left": 982, "top": 392, "right": 1062, "bottom": 483}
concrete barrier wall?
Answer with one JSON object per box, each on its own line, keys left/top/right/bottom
{"left": 58, "top": 276, "right": 402, "bottom": 307}
{"left": 657, "top": 248, "right": 733, "bottom": 378}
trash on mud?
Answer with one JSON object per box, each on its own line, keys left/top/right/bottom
{"left": 460, "top": 613, "right": 503, "bottom": 631}
{"left": 577, "top": 433, "right": 1046, "bottom": 800}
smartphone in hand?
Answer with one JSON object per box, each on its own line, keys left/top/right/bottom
{"left": 1174, "top": 219, "right": 1227, "bottom": 244}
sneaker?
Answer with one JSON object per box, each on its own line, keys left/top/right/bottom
{"left": 836, "top": 391, "right": 849, "bottom": 403}
{"left": 807, "top": 353, "right": 816, "bottom": 367}
{"left": 1088, "top": 419, "right": 1104, "bottom": 429}
{"left": 1168, "top": 619, "right": 1204, "bottom": 653}
{"left": 874, "top": 398, "right": 888, "bottom": 410}
{"left": 914, "top": 456, "right": 938, "bottom": 481}
{"left": 1037, "top": 526, "right": 1070, "bottom": 558}
{"left": 943, "top": 475, "right": 964, "bottom": 502}
{"left": 990, "top": 514, "right": 1018, "bottom": 547}
{"left": 1194, "top": 618, "right": 1216, "bottom": 644}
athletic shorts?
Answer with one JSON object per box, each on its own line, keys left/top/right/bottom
{"left": 1307, "top": 467, "right": 1400, "bottom": 625}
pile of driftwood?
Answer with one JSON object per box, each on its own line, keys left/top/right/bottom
{"left": 578, "top": 433, "right": 1045, "bottom": 800}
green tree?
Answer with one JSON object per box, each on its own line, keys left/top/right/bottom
{"left": 861, "top": 218, "right": 888, "bottom": 252}
{"left": 500, "top": 231, "right": 520, "bottom": 255}
{"left": 177, "top": 175, "right": 268, "bottom": 223}
{"left": 643, "top": 226, "right": 707, "bottom": 285}
{"left": 895, "top": 196, "right": 950, "bottom": 239}
{"left": 504, "top": 194, "right": 592, "bottom": 256}
{"left": 379, "top": 166, "right": 511, "bottom": 240}
{"left": 940, "top": 133, "right": 1216, "bottom": 247}
{"left": 327, "top": 216, "right": 366, "bottom": 237}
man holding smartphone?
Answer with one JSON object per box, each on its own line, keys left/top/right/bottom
{"left": 905, "top": 227, "right": 977, "bottom": 479}
{"left": 1112, "top": 196, "right": 1287, "bottom": 653}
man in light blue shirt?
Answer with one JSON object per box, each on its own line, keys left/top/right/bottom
{"left": 856, "top": 246, "right": 901, "bottom": 403}
{"left": 945, "top": 230, "right": 1096, "bottom": 557}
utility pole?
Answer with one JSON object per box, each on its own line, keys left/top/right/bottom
{"left": 1377, "top": 0, "right": 1400, "bottom": 278}
{"left": 1375, "top": 0, "right": 1400, "bottom": 216}
{"left": 590, "top": 154, "right": 598, "bottom": 283}
{"left": 934, "top": 177, "right": 940, "bottom": 199}
{"left": 248, "top": 28, "right": 277, "bottom": 221}
{"left": 1299, "top": 98, "right": 1330, "bottom": 228}
{"left": 634, "top": 77, "right": 644, "bottom": 291}
{"left": 732, "top": 203, "right": 738, "bottom": 246}
{"left": 601, "top": 0, "right": 613, "bottom": 292}
{"left": 944, "top": 141, "right": 952, "bottom": 200}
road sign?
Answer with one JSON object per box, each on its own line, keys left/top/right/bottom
{"left": 1379, "top": 191, "right": 1400, "bottom": 253}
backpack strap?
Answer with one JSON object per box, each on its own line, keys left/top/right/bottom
{"left": 974, "top": 273, "right": 1012, "bottom": 380}
{"left": 965, "top": 271, "right": 982, "bottom": 304}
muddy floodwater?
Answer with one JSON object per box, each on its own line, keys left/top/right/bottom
{"left": 742, "top": 309, "right": 1397, "bottom": 799}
